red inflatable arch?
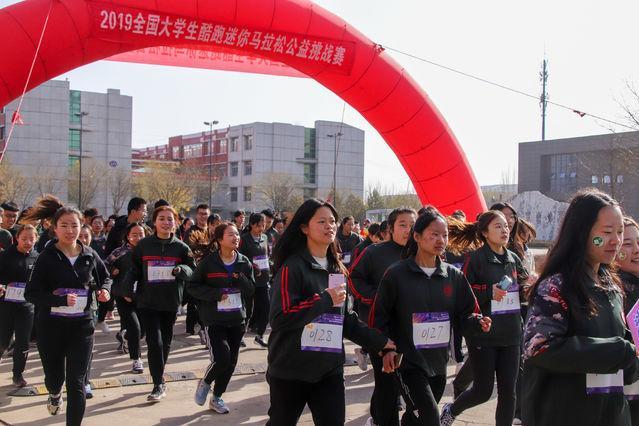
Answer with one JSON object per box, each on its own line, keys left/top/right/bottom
{"left": 0, "top": 0, "right": 486, "bottom": 216}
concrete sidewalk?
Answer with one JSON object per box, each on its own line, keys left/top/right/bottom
{"left": 0, "top": 316, "right": 497, "bottom": 425}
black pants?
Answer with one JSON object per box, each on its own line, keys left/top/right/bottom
{"left": 203, "top": 324, "right": 244, "bottom": 396}
{"left": 452, "top": 319, "right": 464, "bottom": 363}
{"left": 452, "top": 356, "right": 473, "bottom": 397}
{"left": 630, "top": 400, "right": 639, "bottom": 426}
{"left": 266, "top": 373, "right": 345, "bottom": 426}
{"left": 0, "top": 302, "right": 34, "bottom": 378}
{"left": 37, "top": 318, "right": 94, "bottom": 426}
{"left": 139, "top": 309, "right": 177, "bottom": 386}
{"left": 514, "top": 305, "right": 528, "bottom": 419}
{"left": 451, "top": 344, "right": 520, "bottom": 426}
{"left": 185, "top": 300, "right": 202, "bottom": 334}
{"left": 97, "top": 298, "right": 115, "bottom": 322}
{"left": 371, "top": 353, "right": 400, "bottom": 426}
{"left": 115, "top": 297, "right": 141, "bottom": 360}
{"left": 249, "top": 286, "right": 269, "bottom": 336}
{"left": 396, "top": 371, "right": 446, "bottom": 426}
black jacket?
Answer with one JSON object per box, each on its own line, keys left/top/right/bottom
{"left": 239, "top": 232, "right": 270, "bottom": 287}
{"left": 123, "top": 234, "right": 195, "bottom": 312}
{"left": 463, "top": 244, "right": 527, "bottom": 346}
{"left": 352, "top": 237, "right": 373, "bottom": 264}
{"left": 0, "top": 228, "right": 13, "bottom": 252}
{"left": 187, "top": 251, "right": 255, "bottom": 326}
{"left": 104, "top": 243, "right": 134, "bottom": 299}
{"left": 372, "top": 257, "right": 482, "bottom": 377}
{"left": 0, "top": 245, "right": 38, "bottom": 307}
{"left": 350, "top": 240, "right": 405, "bottom": 322}
{"left": 268, "top": 248, "right": 388, "bottom": 383}
{"left": 522, "top": 273, "right": 639, "bottom": 426}
{"left": 25, "top": 241, "right": 112, "bottom": 322}
{"left": 621, "top": 271, "right": 639, "bottom": 315}
{"left": 336, "top": 231, "right": 362, "bottom": 265}
{"left": 104, "top": 215, "right": 128, "bottom": 257}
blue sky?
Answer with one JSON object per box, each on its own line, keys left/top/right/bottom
{"left": 2, "top": 0, "right": 638, "bottom": 191}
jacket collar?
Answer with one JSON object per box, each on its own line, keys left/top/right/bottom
{"left": 480, "top": 244, "right": 515, "bottom": 265}
{"left": 46, "top": 239, "right": 95, "bottom": 259}
{"left": 406, "top": 256, "right": 448, "bottom": 278}
{"left": 211, "top": 250, "right": 249, "bottom": 268}
{"left": 152, "top": 233, "right": 180, "bottom": 245}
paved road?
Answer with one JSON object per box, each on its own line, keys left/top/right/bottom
{"left": 0, "top": 316, "right": 498, "bottom": 425}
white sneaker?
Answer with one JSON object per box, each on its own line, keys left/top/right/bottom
{"left": 513, "top": 418, "right": 523, "bottom": 425}
{"left": 354, "top": 348, "right": 368, "bottom": 371}
{"left": 47, "top": 394, "right": 63, "bottom": 415}
{"left": 209, "top": 396, "right": 230, "bottom": 414}
{"left": 97, "top": 321, "right": 111, "bottom": 333}
{"left": 364, "top": 416, "right": 377, "bottom": 426}
{"left": 132, "top": 359, "right": 144, "bottom": 374}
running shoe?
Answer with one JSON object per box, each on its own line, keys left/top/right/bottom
{"left": 85, "top": 383, "right": 93, "bottom": 399}
{"left": 239, "top": 339, "right": 246, "bottom": 348}
{"left": 440, "top": 403, "right": 456, "bottom": 426}
{"left": 209, "top": 396, "right": 230, "bottom": 414}
{"left": 513, "top": 418, "right": 523, "bottom": 425}
{"left": 105, "top": 311, "right": 115, "bottom": 320}
{"left": 198, "top": 329, "right": 207, "bottom": 346}
{"left": 116, "top": 331, "right": 125, "bottom": 354}
{"left": 354, "top": 348, "right": 368, "bottom": 371}
{"left": 194, "top": 379, "right": 210, "bottom": 406}
{"left": 364, "top": 417, "right": 377, "bottom": 426}
{"left": 254, "top": 336, "right": 268, "bottom": 348}
{"left": 132, "top": 359, "right": 144, "bottom": 374}
{"left": 97, "top": 321, "right": 111, "bottom": 333}
{"left": 47, "top": 394, "right": 63, "bottom": 415}
{"left": 12, "top": 375, "right": 27, "bottom": 388}
{"left": 147, "top": 384, "right": 166, "bottom": 402}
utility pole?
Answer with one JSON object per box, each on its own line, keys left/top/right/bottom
{"left": 327, "top": 132, "right": 343, "bottom": 203}
{"left": 540, "top": 58, "right": 549, "bottom": 142}
{"left": 204, "top": 120, "right": 219, "bottom": 206}
{"left": 74, "top": 111, "right": 89, "bottom": 208}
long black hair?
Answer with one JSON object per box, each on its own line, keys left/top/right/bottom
{"left": 530, "top": 188, "right": 622, "bottom": 317}
{"left": 272, "top": 198, "right": 345, "bottom": 274}
{"left": 403, "top": 206, "right": 447, "bottom": 259}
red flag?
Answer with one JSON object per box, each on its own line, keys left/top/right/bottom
{"left": 11, "top": 110, "right": 24, "bottom": 125}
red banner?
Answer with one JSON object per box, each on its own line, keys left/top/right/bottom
{"left": 91, "top": 1, "right": 355, "bottom": 75}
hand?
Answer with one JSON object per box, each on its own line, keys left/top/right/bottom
{"left": 492, "top": 284, "right": 507, "bottom": 302}
{"left": 382, "top": 351, "right": 399, "bottom": 373}
{"left": 383, "top": 338, "right": 396, "bottom": 352}
{"left": 0, "top": 285, "right": 5, "bottom": 298}
{"left": 97, "top": 289, "right": 110, "bottom": 302}
{"left": 326, "top": 283, "right": 347, "bottom": 306}
{"left": 111, "top": 268, "right": 120, "bottom": 277}
{"left": 479, "top": 316, "right": 492, "bottom": 332}
{"left": 124, "top": 297, "right": 132, "bottom": 303}
{"left": 172, "top": 266, "right": 181, "bottom": 276}
{"left": 67, "top": 293, "right": 78, "bottom": 307}
{"left": 220, "top": 294, "right": 229, "bottom": 301}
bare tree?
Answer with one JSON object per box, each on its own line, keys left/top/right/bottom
{"left": 68, "top": 159, "right": 107, "bottom": 210}
{"left": 33, "top": 168, "right": 63, "bottom": 198}
{"left": 0, "top": 161, "right": 35, "bottom": 208}
{"left": 108, "top": 167, "right": 132, "bottom": 215}
{"left": 255, "top": 173, "right": 303, "bottom": 212}
{"left": 133, "top": 162, "right": 196, "bottom": 214}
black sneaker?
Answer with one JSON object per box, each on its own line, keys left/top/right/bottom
{"left": 12, "top": 375, "right": 27, "bottom": 388}
{"left": 239, "top": 339, "right": 247, "bottom": 348}
{"left": 254, "top": 336, "right": 268, "bottom": 348}
{"left": 147, "top": 384, "right": 166, "bottom": 402}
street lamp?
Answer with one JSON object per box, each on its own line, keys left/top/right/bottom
{"left": 327, "top": 132, "right": 343, "bottom": 202}
{"left": 74, "top": 111, "right": 89, "bottom": 208}
{"left": 204, "top": 120, "right": 219, "bottom": 206}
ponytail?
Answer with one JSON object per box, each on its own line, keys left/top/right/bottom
{"left": 23, "top": 194, "right": 82, "bottom": 226}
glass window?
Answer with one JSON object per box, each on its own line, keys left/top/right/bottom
{"left": 219, "top": 139, "right": 227, "bottom": 153}
{"left": 230, "top": 162, "right": 238, "bottom": 177}
{"left": 69, "top": 91, "right": 81, "bottom": 124}
{"left": 230, "top": 137, "right": 239, "bottom": 152}
{"left": 244, "top": 160, "right": 252, "bottom": 176}
{"left": 69, "top": 129, "right": 81, "bottom": 150}
{"left": 542, "top": 153, "right": 577, "bottom": 193}
{"left": 603, "top": 175, "right": 611, "bottom": 184}
{"left": 230, "top": 187, "right": 238, "bottom": 202}
{"left": 68, "top": 155, "right": 79, "bottom": 168}
{"left": 172, "top": 146, "right": 181, "bottom": 159}
{"left": 243, "top": 134, "right": 253, "bottom": 150}
{"left": 304, "top": 163, "right": 316, "bottom": 184}
{"left": 244, "top": 186, "right": 252, "bottom": 202}
{"left": 304, "top": 128, "right": 316, "bottom": 159}
{"left": 617, "top": 175, "right": 624, "bottom": 184}
{"left": 303, "top": 188, "right": 316, "bottom": 199}
{"left": 183, "top": 144, "right": 203, "bottom": 159}
{"left": 592, "top": 175, "right": 599, "bottom": 184}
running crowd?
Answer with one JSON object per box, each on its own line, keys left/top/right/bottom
{"left": 0, "top": 187, "right": 638, "bottom": 426}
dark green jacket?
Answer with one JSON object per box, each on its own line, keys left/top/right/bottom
{"left": 268, "top": 248, "right": 388, "bottom": 383}
{"left": 463, "top": 244, "right": 527, "bottom": 346}
{"left": 187, "top": 251, "right": 255, "bottom": 326}
{"left": 522, "top": 273, "right": 639, "bottom": 426}
{"left": 123, "top": 234, "right": 194, "bottom": 312}
{"left": 239, "top": 232, "right": 270, "bottom": 288}
{"left": 372, "top": 257, "right": 482, "bottom": 377}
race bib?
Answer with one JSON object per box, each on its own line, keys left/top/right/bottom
{"left": 253, "top": 255, "right": 270, "bottom": 271}
{"left": 50, "top": 288, "right": 88, "bottom": 318}
{"left": 301, "top": 313, "right": 343, "bottom": 353}
{"left": 4, "top": 282, "right": 26, "bottom": 303}
{"left": 147, "top": 260, "right": 176, "bottom": 283}
{"left": 624, "top": 380, "right": 639, "bottom": 400}
{"left": 587, "top": 370, "right": 623, "bottom": 395}
{"left": 491, "top": 283, "right": 520, "bottom": 315}
{"left": 328, "top": 273, "right": 346, "bottom": 308}
{"left": 412, "top": 312, "right": 451, "bottom": 349}
{"left": 342, "top": 252, "right": 352, "bottom": 264}
{"left": 217, "top": 289, "right": 242, "bottom": 312}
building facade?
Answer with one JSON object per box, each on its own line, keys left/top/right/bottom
{"left": 0, "top": 80, "right": 132, "bottom": 214}
{"left": 135, "top": 120, "right": 365, "bottom": 213}
{"left": 518, "top": 131, "right": 639, "bottom": 219}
